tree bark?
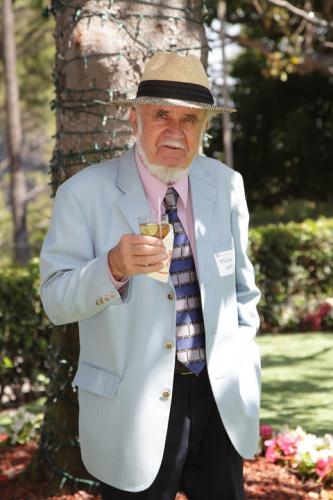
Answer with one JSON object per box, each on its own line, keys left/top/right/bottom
{"left": 26, "top": 0, "right": 208, "bottom": 493}
{"left": 218, "top": 1, "right": 234, "bottom": 168}
{"left": 2, "top": 0, "right": 30, "bottom": 265}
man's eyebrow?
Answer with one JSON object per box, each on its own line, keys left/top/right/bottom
{"left": 153, "top": 109, "right": 169, "bottom": 117}
{"left": 183, "top": 114, "right": 198, "bottom": 120}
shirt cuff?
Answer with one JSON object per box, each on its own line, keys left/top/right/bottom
{"left": 108, "top": 267, "right": 130, "bottom": 289}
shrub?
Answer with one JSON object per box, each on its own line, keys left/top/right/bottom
{"left": 250, "top": 199, "right": 333, "bottom": 227}
{"left": 0, "top": 397, "right": 45, "bottom": 445}
{"left": 259, "top": 424, "right": 333, "bottom": 487}
{"left": 249, "top": 217, "right": 333, "bottom": 332}
{"left": 0, "top": 259, "right": 51, "bottom": 405}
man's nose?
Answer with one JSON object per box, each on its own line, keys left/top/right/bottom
{"left": 166, "top": 121, "right": 185, "bottom": 138}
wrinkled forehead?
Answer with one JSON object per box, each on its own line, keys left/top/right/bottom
{"left": 134, "top": 104, "right": 207, "bottom": 121}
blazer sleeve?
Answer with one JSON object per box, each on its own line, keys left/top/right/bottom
{"left": 39, "top": 183, "right": 129, "bottom": 325}
{"left": 231, "top": 172, "right": 261, "bottom": 340}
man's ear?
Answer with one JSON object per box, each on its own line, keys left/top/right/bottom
{"left": 204, "top": 111, "right": 211, "bottom": 132}
{"left": 129, "top": 107, "right": 138, "bottom": 136}
{"left": 204, "top": 119, "right": 209, "bottom": 133}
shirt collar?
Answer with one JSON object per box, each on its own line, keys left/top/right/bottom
{"left": 135, "top": 145, "right": 189, "bottom": 213}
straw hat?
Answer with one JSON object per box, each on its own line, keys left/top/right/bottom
{"left": 113, "top": 52, "right": 236, "bottom": 113}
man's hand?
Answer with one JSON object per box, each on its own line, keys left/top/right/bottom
{"left": 108, "top": 234, "right": 167, "bottom": 281}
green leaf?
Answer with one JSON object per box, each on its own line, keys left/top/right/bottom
{"left": 2, "top": 356, "right": 13, "bottom": 369}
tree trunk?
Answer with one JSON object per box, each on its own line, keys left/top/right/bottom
{"left": 26, "top": 0, "right": 208, "bottom": 494}
{"left": 218, "top": 0, "right": 234, "bottom": 168}
{"left": 2, "top": 0, "right": 30, "bottom": 265}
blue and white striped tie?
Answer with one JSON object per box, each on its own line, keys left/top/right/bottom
{"left": 164, "top": 187, "right": 206, "bottom": 375}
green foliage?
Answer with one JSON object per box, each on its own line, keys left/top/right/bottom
{"left": 207, "top": 52, "right": 333, "bottom": 206}
{"left": 205, "top": 2, "right": 333, "bottom": 208}
{"left": 1, "top": 0, "right": 56, "bottom": 123}
{"left": 250, "top": 217, "right": 333, "bottom": 331}
{"left": 250, "top": 200, "right": 333, "bottom": 227}
{"left": 0, "top": 193, "right": 12, "bottom": 268}
{"left": 0, "top": 397, "right": 45, "bottom": 445}
{"left": 0, "top": 259, "right": 51, "bottom": 404}
{"left": 0, "top": 170, "right": 52, "bottom": 266}
{"left": 206, "top": 1, "right": 332, "bottom": 76}
{"left": 26, "top": 171, "right": 52, "bottom": 257}
{"left": 0, "top": 0, "right": 55, "bottom": 267}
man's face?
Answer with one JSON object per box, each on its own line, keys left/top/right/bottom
{"left": 130, "top": 104, "right": 207, "bottom": 169}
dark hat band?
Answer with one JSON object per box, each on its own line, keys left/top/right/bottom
{"left": 136, "top": 80, "right": 214, "bottom": 105}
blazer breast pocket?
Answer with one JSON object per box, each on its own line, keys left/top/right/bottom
{"left": 205, "top": 237, "right": 235, "bottom": 285}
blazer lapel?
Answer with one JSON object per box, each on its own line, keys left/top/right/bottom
{"left": 116, "top": 147, "right": 150, "bottom": 233}
{"left": 189, "top": 157, "right": 217, "bottom": 283}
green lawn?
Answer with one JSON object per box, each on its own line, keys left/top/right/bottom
{"left": 257, "top": 332, "right": 333, "bottom": 435}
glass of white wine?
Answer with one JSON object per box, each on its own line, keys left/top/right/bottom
{"left": 138, "top": 214, "right": 170, "bottom": 239}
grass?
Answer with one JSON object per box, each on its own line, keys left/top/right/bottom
{"left": 257, "top": 332, "right": 333, "bottom": 435}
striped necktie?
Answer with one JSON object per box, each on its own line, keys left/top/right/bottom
{"left": 164, "top": 187, "right": 206, "bottom": 375}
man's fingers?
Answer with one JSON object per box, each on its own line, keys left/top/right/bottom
{"left": 121, "top": 235, "right": 166, "bottom": 257}
{"left": 133, "top": 253, "right": 167, "bottom": 267}
{"left": 132, "top": 244, "right": 167, "bottom": 257}
{"left": 109, "top": 234, "right": 168, "bottom": 278}
{"left": 135, "top": 262, "right": 165, "bottom": 274}
{"left": 123, "top": 234, "right": 165, "bottom": 247}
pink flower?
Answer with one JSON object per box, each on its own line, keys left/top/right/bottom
{"left": 277, "top": 434, "right": 299, "bottom": 457}
{"left": 312, "top": 315, "right": 322, "bottom": 330}
{"left": 260, "top": 424, "right": 273, "bottom": 440}
{"left": 318, "top": 303, "right": 332, "bottom": 318}
{"left": 316, "top": 457, "right": 333, "bottom": 480}
{"left": 0, "top": 433, "right": 9, "bottom": 445}
{"left": 303, "top": 302, "right": 332, "bottom": 331}
{"left": 303, "top": 312, "right": 322, "bottom": 331}
{"left": 264, "top": 439, "right": 281, "bottom": 463}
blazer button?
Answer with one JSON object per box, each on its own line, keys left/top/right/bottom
{"left": 164, "top": 341, "right": 174, "bottom": 349}
{"left": 167, "top": 292, "right": 174, "bottom": 300}
{"left": 95, "top": 299, "right": 100, "bottom": 305}
{"left": 162, "top": 390, "right": 171, "bottom": 399}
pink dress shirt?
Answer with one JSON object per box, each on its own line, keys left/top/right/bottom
{"left": 110, "top": 146, "right": 197, "bottom": 288}
{"left": 135, "top": 147, "right": 197, "bottom": 260}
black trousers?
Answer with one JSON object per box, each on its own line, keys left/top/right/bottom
{"left": 99, "top": 367, "right": 244, "bottom": 500}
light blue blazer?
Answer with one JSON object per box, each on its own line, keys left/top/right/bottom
{"left": 40, "top": 147, "right": 261, "bottom": 492}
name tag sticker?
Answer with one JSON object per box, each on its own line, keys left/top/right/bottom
{"left": 214, "top": 250, "right": 235, "bottom": 277}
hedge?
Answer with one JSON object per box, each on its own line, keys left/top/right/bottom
{"left": 0, "top": 218, "right": 332, "bottom": 401}
{"left": 0, "top": 259, "right": 51, "bottom": 405}
{"left": 249, "top": 217, "right": 333, "bottom": 332}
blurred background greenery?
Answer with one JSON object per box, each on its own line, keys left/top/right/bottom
{"left": 0, "top": 0, "right": 332, "bottom": 492}
{"left": 1, "top": 0, "right": 332, "bottom": 398}
{"left": 1, "top": 0, "right": 332, "bottom": 388}
{"left": 1, "top": 1, "right": 332, "bottom": 267}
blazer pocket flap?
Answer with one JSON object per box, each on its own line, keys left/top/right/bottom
{"left": 72, "top": 362, "right": 120, "bottom": 398}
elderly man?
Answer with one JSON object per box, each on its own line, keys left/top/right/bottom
{"left": 40, "top": 52, "right": 261, "bottom": 500}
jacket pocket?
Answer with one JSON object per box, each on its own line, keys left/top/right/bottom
{"left": 72, "top": 361, "right": 120, "bottom": 398}
{"left": 204, "top": 237, "right": 235, "bottom": 285}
